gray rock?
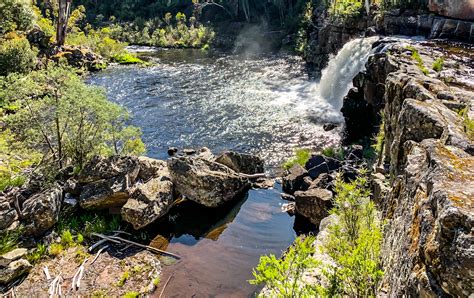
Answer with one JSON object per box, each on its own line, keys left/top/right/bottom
{"left": 0, "top": 259, "right": 32, "bottom": 284}
{"left": 22, "top": 186, "right": 63, "bottom": 236}
{"left": 78, "top": 155, "right": 140, "bottom": 184}
{"left": 0, "top": 197, "right": 19, "bottom": 231}
{"left": 168, "top": 156, "right": 250, "bottom": 207}
{"left": 215, "top": 151, "right": 264, "bottom": 175}
{"left": 294, "top": 188, "right": 333, "bottom": 226}
{"left": 79, "top": 175, "right": 132, "bottom": 210}
{"left": 121, "top": 177, "right": 174, "bottom": 230}
{"left": 282, "top": 164, "right": 309, "bottom": 194}
{"left": 137, "top": 156, "right": 169, "bottom": 181}
{"left": 0, "top": 248, "right": 28, "bottom": 267}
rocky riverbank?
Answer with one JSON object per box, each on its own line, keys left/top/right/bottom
{"left": 279, "top": 37, "right": 473, "bottom": 296}
{"left": 0, "top": 148, "right": 269, "bottom": 295}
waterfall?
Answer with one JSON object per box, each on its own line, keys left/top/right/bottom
{"left": 318, "top": 36, "right": 379, "bottom": 110}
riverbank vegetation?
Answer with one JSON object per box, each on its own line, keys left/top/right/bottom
{"left": 251, "top": 174, "right": 383, "bottom": 297}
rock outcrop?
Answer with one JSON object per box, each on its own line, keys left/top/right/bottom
{"left": 49, "top": 45, "right": 106, "bottom": 71}
{"left": 342, "top": 40, "right": 473, "bottom": 297}
{"left": 294, "top": 188, "right": 333, "bottom": 226}
{"left": 168, "top": 156, "right": 250, "bottom": 207}
{"left": 215, "top": 151, "right": 264, "bottom": 175}
{"left": 428, "top": 0, "right": 474, "bottom": 21}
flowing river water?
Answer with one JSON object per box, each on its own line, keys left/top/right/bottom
{"left": 88, "top": 37, "right": 377, "bottom": 297}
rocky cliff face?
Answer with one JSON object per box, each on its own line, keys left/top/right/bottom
{"left": 343, "top": 40, "right": 473, "bottom": 296}
{"left": 306, "top": 7, "right": 474, "bottom": 69}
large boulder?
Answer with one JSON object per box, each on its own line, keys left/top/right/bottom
{"left": 21, "top": 186, "right": 63, "bottom": 236}
{"left": 79, "top": 175, "right": 132, "bottom": 210}
{"left": 167, "top": 156, "right": 250, "bottom": 207}
{"left": 78, "top": 156, "right": 141, "bottom": 210}
{"left": 121, "top": 177, "right": 174, "bottom": 230}
{"left": 79, "top": 155, "right": 140, "bottom": 184}
{"left": 0, "top": 259, "right": 32, "bottom": 284}
{"left": 215, "top": 151, "right": 264, "bottom": 174}
{"left": 294, "top": 188, "right": 333, "bottom": 226}
{"left": 282, "top": 164, "right": 310, "bottom": 194}
{"left": 428, "top": 0, "right": 474, "bottom": 21}
{"left": 137, "top": 157, "right": 169, "bottom": 181}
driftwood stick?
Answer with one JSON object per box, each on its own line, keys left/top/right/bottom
{"left": 71, "top": 259, "right": 88, "bottom": 291}
{"left": 88, "top": 232, "right": 120, "bottom": 252}
{"left": 43, "top": 266, "right": 51, "bottom": 280}
{"left": 239, "top": 173, "right": 266, "bottom": 179}
{"left": 91, "top": 245, "right": 109, "bottom": 265}
{"left": 111, "top": 230, "right": 132, "bottom": 236}
{"left": 91, "top": 233, "right": 181, "bottom": 259}
{"left": 159, "top": 273, "right": 174, "bottom": 298}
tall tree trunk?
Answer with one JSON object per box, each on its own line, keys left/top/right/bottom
{"left": 57, "top": 0, "right": 72, "bottom": 46}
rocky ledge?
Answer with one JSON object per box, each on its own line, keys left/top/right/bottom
{"left": 0, "top": 148, "right": 266, "bottom": 287}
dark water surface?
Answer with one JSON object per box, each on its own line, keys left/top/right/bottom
{"left": 88, "top": 48, "right": 336, "bottom": 297}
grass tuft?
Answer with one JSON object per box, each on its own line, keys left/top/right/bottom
{"left": 282, "top": 148, "right": 311, "bottom": 170}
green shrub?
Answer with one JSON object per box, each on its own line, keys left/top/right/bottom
{"left": 432, "top": 57, "right": 444, "bottom": 72}
{"left": 0, "top": 37, "right": 37, "bottom": 76}
{"left": 112, "top": 52, "right": 144, "bottom": 64}
{"left": 407, "top": 46, "right": 428, "bottom": 75}
{"left": 250, "top": 173, "right": 383, "bottom": 297}
{"left": 27, "top": 243, "right": 47, "bottom": 263}
{"left": 0, "top": 0, "right": 36, "bottom": 35}
{"left": 282, "top": 148, "right": 311, "bottom": 170}
{"left": 321, "top": 174, "right": 383, "bottom": 297}
{"left": 123, "top": 292, "right": 139, "bottom": 298}
{"left": 321, "top": 146, "right": 344, "bottom": 160}
{"left": 48, "top": 243, "right": 65, "bottom": 256}
{"left": 3, "top": 65, "right": 145, "bottom": 170}
{"left": 0, "top": 229, "right": 22, "bottom": 254}
{"left": 327, "top": 0, "right": 363, "bottom": 20}
{"left": 117, "top": 271, "right": 130, "bottom": 287}
{"left": 459, "top": 107, "right": 474, "bottom": 140}
{"left": 250, "top": 235, "right": 319, "bottom": 297}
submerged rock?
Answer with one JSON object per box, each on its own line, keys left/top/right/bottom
{"left": 168, "top": 156, "right": 250, "bottom": 207}
{"left": 215, "top": 151, "right": 264, "bottom": 175}
{"left": 294, "top": 188, "right": 333, "bottom": 226}
{"left": 121, "top": 177, "right": 174, "bottom": 230}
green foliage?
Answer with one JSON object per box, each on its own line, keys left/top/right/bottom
{"left": 459, "top": 107, "right": 474, "bottom": 141}
{"left": 117, "top": 270, "right": 130, "bottom": 287}
{"left": 282, "top": 148, "right": 311, "bottom": 170}
{"left": 0, "top": 0, "right": 36, "bottom": 35}
{"left": 67, "top": 27, "right": 128, "bottom": 59}
{"left": 380, "top": 0, "right": 428, "bottom": 10}
{"left": 249, "top": 235, "right": 319, "bottom": 297}
{"left": 0, "top": 129, "right": 41, "bottom": 192}
{"left": 111, "top": 13, "right": 215, "bottom": 49}
{"left": 123, "top": 292, "right": 139, "bottom": 298}
{"left": 326, "top": 0, "right": 364, "bottom": 20}
{"left": 0, "top": 229, "right": 22, "bottom": 254}
{"left": 250, "top": 173, "right": 383, "bottom": 297}
{"left": 112, "top": 52, "right": 144, "bottom": 64}
{"left": 57, "top": 212, "right": 123, "bottom": 238}
{"left": 0, "top": 37, "right": 38, "bottom": 76}
{"left": 61, "top": 230, "right": 75, "bottom": 246}
{"left": 432, "top": 57, "right": 444, "bottom": 72}
{"left": 321, "top": 174, "right": 383, "bottom": 297}
{"left": 295, "top": 0, "right": 313, "bottom": 55}
{"left": 321, "top": 146, "right": 344, "bottom": 160}
{"left": 407, "top": 46, "right": 429, "bottom": 75}
{"left": 48, "top": 243, "right": 65, "bottom": 256}
{"left": 27, "top": 243, "right": 47, "bottom": 264}
{"left": 153, "top": 277, "right": 160, "bottom": 286}
{"left": 2, "top": 65, "right": 145, "bottom": 170}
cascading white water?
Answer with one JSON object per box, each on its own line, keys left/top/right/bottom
{"left": 318, "top": 36, "right": 379, "bottom": 110}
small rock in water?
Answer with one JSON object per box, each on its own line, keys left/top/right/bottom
{"left": 323, "top": 123, "right": 338, "bottom": 131}
{"left": 183, "top": 148, "right": 197, "bottom": 155}
{"left": 167, "top": 147, "right": 178, "bottom": 156}
{"left": 280, "top": 193, "right": 295, "bottom": 202}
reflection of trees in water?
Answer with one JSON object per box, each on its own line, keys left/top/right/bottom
{"left": 147, "top": 192, "right": 249, "bottom": 247}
